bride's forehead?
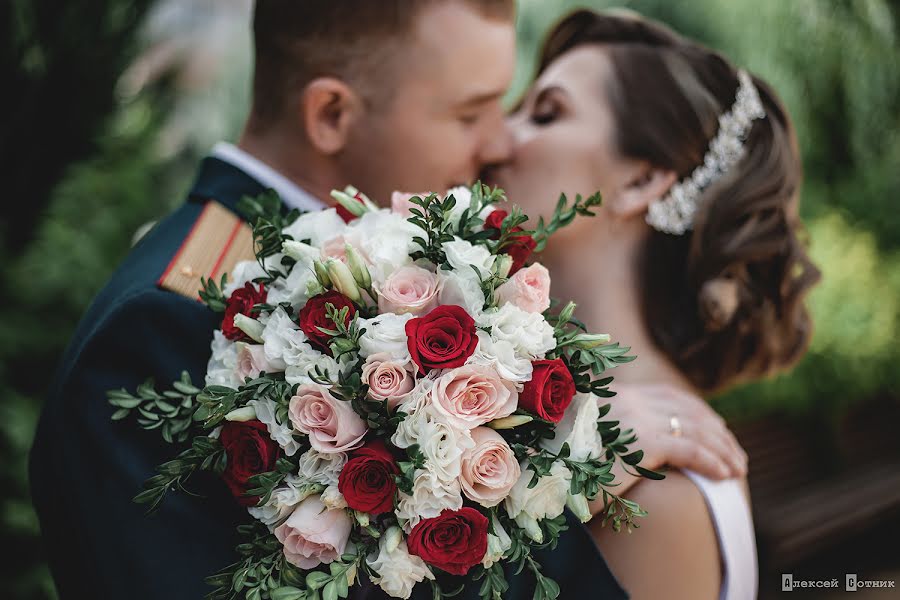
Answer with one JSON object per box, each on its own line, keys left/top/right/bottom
{"left": 539, "top": 45, "right": 613, "bottom": 88}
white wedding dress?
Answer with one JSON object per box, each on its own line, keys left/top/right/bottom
{"left": 683, "top": 470, "right": 758, "bottom": 600}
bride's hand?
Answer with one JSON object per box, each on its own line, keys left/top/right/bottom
{"left": 590, "top": 383, "right": 748, "bottom": 512}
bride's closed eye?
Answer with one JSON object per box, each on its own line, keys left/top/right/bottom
{"left": 530, "top": 86, "right": 565, "bottom": 126}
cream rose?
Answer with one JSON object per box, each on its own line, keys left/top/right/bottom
{"left": 357, "top": 312, "right": 415, "bottom": 361}
{"left": 495, "top": 263, "right": 551, "bottom": 314}
{"left": 376, "top": 265, "right": 442, "bottom": 315}
{"left": 430, "top": 364, "right": 518, "bottom": 430}
{"left": 367, "top": 526, "right": 434, "bottom": 599}
{"left": 361, "top": 352, "right": 415, "bottom": 409}
{"left": 459, "top": 427, "right": 520, "bottom": 507}
{"left": 288, "top": 383, "right": 367, "bottom": 453}
{"left": 504, "top": 460, "right": 571, "bottom": 543}
{"left": 274, "top": 495, "right": 352, "bottom": 569}
{"left": 235, "top": 342, "right": 278, "bottom": 381}
{"left": 394, "top": 468, "right": 463, "bottom": 532}
{"left": 541, "top": 392, "right": 605, "bottom": 462}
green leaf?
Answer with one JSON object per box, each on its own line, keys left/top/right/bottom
{"left": 322, "top": 580, "right": 338, "bottom": 600}
{"left": 271, "top": 588, "right": 307, "bottom": 600}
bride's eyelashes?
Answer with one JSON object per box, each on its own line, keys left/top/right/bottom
{"left": 529, "top": 87, "right": 563, "bottom": 126}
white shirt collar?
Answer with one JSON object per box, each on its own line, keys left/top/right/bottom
{"left": 211, "top": 142, "right": 325, "bottom": 212}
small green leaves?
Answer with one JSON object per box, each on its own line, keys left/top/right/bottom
{"left": 133, "top": 435, "right": 225, "bottom": 513}
{"left": 531, "top": 191, "right": 602, "bottom": 252}
{"left": 200, "top": 273, "right": 229, "bottom": 312}
{"left": 407, "top": 191, "right": 457, "bottom": 266}
{"left": 107, "top": 371, "right": 199, "bottom": 443}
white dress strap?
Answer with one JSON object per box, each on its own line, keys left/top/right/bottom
{"left": 683, "top": 470, "right": 758, "bottom": 600}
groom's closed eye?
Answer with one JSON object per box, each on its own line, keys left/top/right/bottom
{"left": 454, "top": 89, "right": 505, "bottom": 125}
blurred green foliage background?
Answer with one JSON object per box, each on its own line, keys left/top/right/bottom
{"left": 2, "top": 0, "right": 897, "bottom": 598}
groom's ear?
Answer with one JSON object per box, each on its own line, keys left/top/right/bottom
{"left": 300, "top": 77, "right": 364, "bottom": 155}
{"left": 609, "top": 165, "right": 678, "bottom": 220}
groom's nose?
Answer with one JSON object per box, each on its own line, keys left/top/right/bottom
{"left": 475, "top": 117, "right": 514, "bottom": 169}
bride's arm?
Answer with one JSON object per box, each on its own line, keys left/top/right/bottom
{"left": 589, "top": 471, "right": 724, "bottom": 600}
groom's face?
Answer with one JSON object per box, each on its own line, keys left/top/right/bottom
{"left": 339, "top": 2, "right": 516, "bottom": 203}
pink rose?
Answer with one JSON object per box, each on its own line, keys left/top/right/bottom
{"left": 430, "top": 364, "right": 518, "bottom": 430}
{"left": 377, "top": 265, "right": 442, "bottom": 315}
{"left": 289, "top": 382, "right": 367, "bottom": 453}
{"left": 235, "top": 343, "right": 276, "bottom": 381}
{"left": 361, "top": 352, "right": 415, "bottom": 410}
{"left": 459, "top": 427, "right": 521, "bottom": 507}
{"left": 321, "top": 235, "right": 349, "bottom": 263}
{"left": 495, "top": 263, "right": 551, "bottom": 314}
{"left": 390, "top": 191, "right": 420, "bottom": 217}
{"left": 274, "top": 495, "right": 352, "bottom": 569}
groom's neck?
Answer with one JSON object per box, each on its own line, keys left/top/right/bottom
{"left": 237, "top": 127, "right": 340, "bottom": 205}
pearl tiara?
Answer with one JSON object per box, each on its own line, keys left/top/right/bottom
{"left": 645, "top": 70, "right": 766, "bottom": 235}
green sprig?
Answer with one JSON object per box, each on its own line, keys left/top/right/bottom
{"left": 108, "top": 371, "right": 200, "bottom": 443}
{"left": 133, "top": 435, "right": 225, "bottom": 513}
{"left": 531, "top": 191, "right": 602, "bottom": 252}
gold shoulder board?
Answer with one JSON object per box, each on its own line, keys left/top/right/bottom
{"left": 157, "top": 201, "right": 255, "bottom": 300}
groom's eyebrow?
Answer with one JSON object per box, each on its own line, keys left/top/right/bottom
{"left": 457, "top": 89, "right": 506, "bottom": 108}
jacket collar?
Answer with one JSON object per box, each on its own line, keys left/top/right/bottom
{"left": 187, "top": 156, "right": 270, "bottom": 217}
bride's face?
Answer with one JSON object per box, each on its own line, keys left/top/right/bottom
{"left": 485, "top": 46, "right": 642, "bottom": 225}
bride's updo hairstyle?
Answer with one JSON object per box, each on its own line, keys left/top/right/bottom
{"left": 538, "top": 10, "right": 820, "bottom": 393}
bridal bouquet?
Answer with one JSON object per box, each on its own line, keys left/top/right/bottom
{"left": 109, "top": 184, "right": 657, "bottom": 600}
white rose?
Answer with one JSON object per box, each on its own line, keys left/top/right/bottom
{"left": 504, "top": 460, "right": 571, "bottom": 543}
{"left": 438, "top": 268, "right": 486, "bottom": 317}
{"left": 467, "top": 330, "right": 532, "bottom": 384}
{"left": 480, "top": 304, "right": 556, "bottom": 359}
{"left": 320, "top": 484, "right": 348, "bottom": 510}
{"left": 247, "top": 475, "right": 320, "bottom": 528}
{"left": 296, "top": 448, "right": 347, "bottom": 486}
{"left": 260, "top": 307, "right": 309, "bottom": 371}
{"left": 395, "top": 468, "right": 463, "bottom": 532}
{"left": 223, "top": 260, "right": 268, "bottom": 297}
{"left": 281, "top": 208, "right": 347, "bottom": 247}
{"left": 265, "top": 262, "right": 317, "bottom": 310}
{"left": 442, "top": 237, "right": 495, "bottom": 280}
{"left": 343, "top": 210, "right": 419, "bottom": 283}
{"left": 482, "top": 514, "right": 512, "bottom": 568}
{"left": 417, "top": 415, "right": 475, "bottom": 482}
{"left": 391, "top": 377, "right": 437, "bottom": 449}
{"left": 367, "top": 526, "right": 434, "bottom": 599}
{"left": 357, "top": 312, "right": 415, "bottom": 361}
{"left": 249, "top": 398, "right": 302, "bottom": 456}
{"left": 541, "top": 393, "right": 605, "bottom": 462}
{"left": 205, "top": 330, "right": 241, "bottom": 388}
{"left": 284, "top": 348, "right": 342, "bottom": 386}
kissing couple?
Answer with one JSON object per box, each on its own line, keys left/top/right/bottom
{"left": 31, "top": 2, "right": 818, "bottom": 599}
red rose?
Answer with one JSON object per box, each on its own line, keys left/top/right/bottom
{"left": 484, "top": 209, "right": 536, "bottom": 275}
{"left": 407, "top": 508, "right": 488, "bottom": 576}
{"left": 219, "top": 420, "right": 282, "bottom": 506}
{"left": 405, "top": 305, "right": 478, "bottom": 373}
{"left": 297, "top": 290, "right": 357, "bottom": 355}
{"left": 337, "top": 440, "right": 399, "bottom": 514}
{"left": 519, "top": 359, "right": 576, "bottom": 423}
{"left": 335, "top": 192, "right": 366, "bottom": 223}
{"left": 222, "top": 282, "right": 268, "bottom": 341}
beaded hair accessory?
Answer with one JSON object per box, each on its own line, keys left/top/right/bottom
{"left": 646, "top": 70, "right": 766, "bottom": 235}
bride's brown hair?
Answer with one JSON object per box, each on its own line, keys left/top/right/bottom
{"left": 538, "top": 10, "right": 820, "bottom": 393}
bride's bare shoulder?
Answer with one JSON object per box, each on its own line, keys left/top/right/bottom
{"left": 589, "top": 470, "right": 723, "bottom": 600}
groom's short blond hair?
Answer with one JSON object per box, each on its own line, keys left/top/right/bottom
{"left": 250, "top": 0, "right": 516, "bottom": 128}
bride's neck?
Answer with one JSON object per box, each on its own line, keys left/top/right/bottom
{"left": 541, "top": 216, "right": 696, "bottom": 392}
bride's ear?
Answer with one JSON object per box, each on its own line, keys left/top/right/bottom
{"left": 609, "top": 165, "right": 678, "bottom": 219}
{"left": 300, "top": 77, "right": 364, "bottom": 155}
